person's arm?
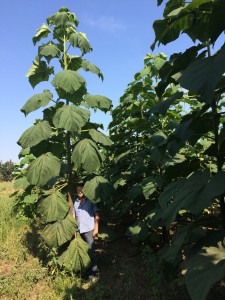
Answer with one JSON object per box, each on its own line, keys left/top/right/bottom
{"left": 93, "top": 211, "right": 100, "bottom": 237}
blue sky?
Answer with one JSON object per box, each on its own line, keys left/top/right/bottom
{"left": 0, "top": 0, "right": 192, "bottom": 162}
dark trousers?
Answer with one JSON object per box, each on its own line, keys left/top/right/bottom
{"left": 81, "top": 231, "right": 98, "bottom": 273}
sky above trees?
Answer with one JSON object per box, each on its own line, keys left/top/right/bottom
{"left": 0, "top": 0, "right": 192, "bottom": 162}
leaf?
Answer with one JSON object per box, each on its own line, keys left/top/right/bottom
{"left": 56, "top": 85, "right": 87, "bottom": 104}
{"left": 51, "top": 70, "right": 86, "bottom": 94}
{"left": 83, "top": 176, "right": 116, "bottom": 204}
{"left": 164, "top": 0, "right": 185, "bottom": 17}
{"left": 185, "top": 231, "right": 225, "bottom": 300}
{"left": 23, "top": 194, "right": 38, "bottom": 204}
{"left": 88, "top": 129, "right": 112, "bottom": 146}
{"left": 21, "top": 90, "right": 53, "bottom": 116}
{"left": 114, "top": 149, "right": 131, "bottom": 164}
{"left": 38, "top": 191, "right": 69, "bottom": 223}
{"left": 173, "top": 44, "right": 225, "bottom": 103}
{"left": 84, "top": 94, "right": 112, "bottom": 112}
{"left": 127, "top": 176, "right": 165, "bottom": 200}
{"left": 58, "top": 236, "right": 91, "bottom": 272}
{"left": 42, "top": 214, "right": 77, "bottom": 248}
{"left": 17, "top": 121, "right": 52, "bottom": 148}
{"left": 150, "top": 92, "right": 183, "bottom": 116}
{"left": 67, "top": 56, "right": 82, "bottom": 71}
{"left": 152, "top": 13, "right": 193, "bottom": 50}
{"left": 81, "top": 59, "right": 104, "bottom": 80}
{"left": 72, "top": 139, "right": 102, "bottom": 173}
{"left": 26, "top": 56, "right": 54, "bottom": 88}
{"left": 26, "top": 152, "right": 61, "bottom": 186}
{"left": 125, "top": 220, "right": 149, "bottom": 244}
{"left": 159, "top": 171, "right": 225, "bottom": 228}
{"left": 53, "top": 105, "right": 90, "bottom": 132}
{"left": 32, "top": 23, "right": 51, "bottom": 45}
{"left": 47, "top": 9, "right": 79, "bottom": 27}
{"left": 39, "top": 42, "right": 61, "bottom": 63}
{"left": 14, "top": 177, "right": 30, "bottom": 189}
{"left": 160, "top": 224, "right": 205, "bottom": 265}
{"left": 98, "top": 225, "right": 117, "bottom": 241}
{"left": 69, "top": 32, "right": 92, "bottom": 54}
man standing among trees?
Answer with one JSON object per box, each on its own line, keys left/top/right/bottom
{"left": 73, "top": 183, "right": 100, "bottom": 280}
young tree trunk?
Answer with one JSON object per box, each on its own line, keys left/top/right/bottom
{"left": 66, "top": 130, "right": 74, "bottom": 214}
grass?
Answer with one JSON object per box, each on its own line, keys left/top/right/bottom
{"left": 0, "top": 181, "right": 158, "bottom": 300}
{"left": 0, "top": 181, "right": 64, "bottom": 299}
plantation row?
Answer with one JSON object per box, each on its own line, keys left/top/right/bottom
{"left": 13, "top": 1, "right": 225, "bottom": 300}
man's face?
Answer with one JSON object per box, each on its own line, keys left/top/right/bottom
{"left": 76, "top": 186, "right": 84, "bottom": 198}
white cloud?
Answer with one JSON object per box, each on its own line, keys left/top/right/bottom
{"left": 84, "top": 15, "right": 126, "bottom": 33}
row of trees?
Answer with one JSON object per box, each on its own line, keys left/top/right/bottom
{"left": 103, "top": 1, "right": 225, "bottom": 299}
{"left": 0, "top": 160, "right": 14, "bottom": 181}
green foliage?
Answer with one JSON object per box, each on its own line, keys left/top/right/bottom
{"left": 21, "top": 90, "right": 53, "bottom": 116}
{"left": 185, "top": 231, "right": 225, "bottom": 300}
{"left": 42, "top": 214, "right": 77, "bottom": 248}
{"left": 17, "top": 121, "right": 52, "bottom": 148}
{"left": 72, "top": 139, "right": 102, "bottom": 173}
{"left": 38, "top": 191, "right": 69, "bottom": 222}
{"left": 58, "top": 235, "right": 91, "bottom": 272}
{"left": 0, "top": 160, "right": 14, "bottom": 181}
{"left": 105, "top": 1, "right": 225, "bottom": 298}
{"left": 26, "top": 152, "right": 61, "bottom": 186}
{"left": 83, "top": 175, "right": 116, "bottom": 204}
{"left": 16, "top": 7, "right": 114, "bottom": 273}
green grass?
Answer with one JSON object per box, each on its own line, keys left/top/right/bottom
{"left": 0, "top": 182, "right": 108, "bottom": 300}
{"left": 0, "top": 181, "right": 159, "bottom": 300}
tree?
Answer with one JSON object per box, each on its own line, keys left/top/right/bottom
{"left": 14, "top": 7, "right": 114, "bottom": 272}
{"left": 150, "top": 1, "right": 225, "bottom": 299}
{"left": 0, "top": 160, "right": 14, "bottom": 181}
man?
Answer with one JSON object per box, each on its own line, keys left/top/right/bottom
{"left": 73, "top": 183, "right": 100, "bottom": 278}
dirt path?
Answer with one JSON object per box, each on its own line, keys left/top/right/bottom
{"left": 80, "top": 235, "right": 158, "bottom": 300}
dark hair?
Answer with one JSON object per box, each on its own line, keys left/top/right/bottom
{"left": 76, "top": 182, "right": 84, "bottom": 187}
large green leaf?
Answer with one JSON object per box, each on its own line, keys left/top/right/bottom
{"left": 55, "top": 85, "right": 87, "bottom": 104}
{"left": 32, "top": 23, "right": 51, "bottom": 45}
{"left": 84, "top": 94, "right": 112, "bottom": 112}
{"left": 42, "top": 214, "right": 77, "bottom": 248}
{"left": 38, "top": 191, "right": 69, "bottom": 223}
{"left": 47, "top": 8, "right": 79, "bottom": 27}
{"left": 185, "top": 231, "right": 225, "bottom": 300}
{"left": 173, "top": 44, "right": 225, "bottom": 103}
{"left": 69, "top": 32, "right": 92, "bottom": 54}
{"left": 163, "top": 0, "right": 185, "bottom": 17}
{"left": 26, "top": 56, "right": 54, "bottom": 88}
{"left": 88, "top": 129, "right": 112, "bottom": 146}
{"left": 83, "top": 176, "right": 116, "bottom": 204}
{"left": 152, "top": 0, "right": 225, "bottom": 48}
{"left": 67, "top": 56, "right": 82, "bottom": 71}
{"left": 150, "top": 92, "right": 183, "bottom": 116}
{"left": 127, "top": 176, "right": 165, "bottom": 200}
{"left": 72, "top": 139, "right": 102, "bottom": 173}
{"left": 159, "top": 224, "right": 205, "bottom": 265}
{"left": 38, "top": 42, "right": 61, "bottom": 63}
{"left": 53, "top": 105, "right": 90, "bottom": 132}
{"left": 17, "top": 121, "right": 52, "bottom": 148}
{"left": 14, "top": 176, "right": 30, "bottom": 190}
{"left": 26, "top": 152, "right": 61, "bottom": 186}
{"left": 81, "top": 59, "right": 103, "bottom": 80}
{"left": 159, "top": 171, "right": 225, "bottom": 228}
{"left": 51, "top": 70, "right": 86, "bottom": 94}
{"left": 58, "top": 236, "right": 91, "bottom": 272}
{"left": 21, "top": 90, "right": 52, "bottom": 116}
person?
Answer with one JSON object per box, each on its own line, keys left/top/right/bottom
{"left": 73, "top": 183, "right": 100, "bottom": 279}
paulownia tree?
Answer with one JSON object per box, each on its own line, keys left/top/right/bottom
{"left": 14, "top": 7, "right": 115, "bottom": 272}
{"left": 151, "top": 0, "right": 225, "bottom": 299}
